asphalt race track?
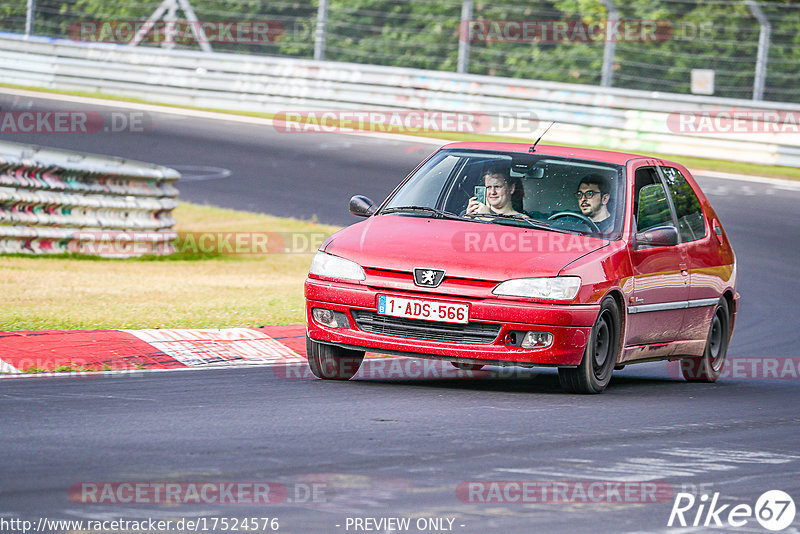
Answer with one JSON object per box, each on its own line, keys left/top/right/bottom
{"left": 2, "top": 92, "right": 800, "bottom": 533}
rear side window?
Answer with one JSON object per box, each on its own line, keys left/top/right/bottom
{"left": 661, "top": 167, "right": 706, "bottom": 242}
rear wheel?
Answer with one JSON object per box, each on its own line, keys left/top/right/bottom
{"left": 306, "top": 337, "right": 364, "bottom": 380}
{"left": 681, "top": 298, "right": 730, "bottom": 382}
{"left": 558, "top": 296, "right": 620, "bottom": 394}
{"left": 451, "top": 362, "right": 484, "bottom": 371}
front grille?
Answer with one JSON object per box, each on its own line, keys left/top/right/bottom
{"left": 351, "top": 310, "right": 500, "bottom": 344}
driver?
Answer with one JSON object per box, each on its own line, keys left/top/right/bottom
{"left": 576, "top": 174, "right": 614, "bottom": 234}
{"left": 466, "top": 167, "right": 524, "bottom": 216}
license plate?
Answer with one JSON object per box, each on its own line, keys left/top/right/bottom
{"left": 377, "top": 295, "right": 469, "bottom": 324}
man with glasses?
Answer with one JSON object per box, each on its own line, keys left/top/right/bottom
{"left": 575, "top": 174, "right": 614, "bottom": 234}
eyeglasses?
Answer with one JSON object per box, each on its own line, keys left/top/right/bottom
{"left": 575, "top": 190, "right": 601, "bottom": 200}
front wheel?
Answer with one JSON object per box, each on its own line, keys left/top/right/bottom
{"left": 306, "top": 337, "right": 364, "bottom": 380}
{"left": 558, "top": 296, "right": 620, "bottom": 394}
{"left": 680, "top": 298, "right": 730, "bottom": 382}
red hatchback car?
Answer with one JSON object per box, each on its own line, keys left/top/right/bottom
{"left": 304, "top": 142, "right": 738, "bottom": 393}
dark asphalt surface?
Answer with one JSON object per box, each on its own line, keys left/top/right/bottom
{"left": 1, "top": 91, "right": 799, "bottom": 534}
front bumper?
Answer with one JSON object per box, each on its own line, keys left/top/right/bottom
{"left": 305, "top": 278, "right": 600, "bottom": 366}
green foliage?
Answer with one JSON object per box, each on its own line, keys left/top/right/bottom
{"left": 323, "top": 0, "right": 462, "bottom": 69}
{"left": 0, "top": 0, "right": 28, "bottom": 33}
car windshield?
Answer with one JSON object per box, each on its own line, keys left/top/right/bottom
{"left": 380, "top": 149, "right": 626, "bottom": 238}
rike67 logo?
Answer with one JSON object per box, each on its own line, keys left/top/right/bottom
{"left": 668, "top": 490, "right": 796, "bottom": 531}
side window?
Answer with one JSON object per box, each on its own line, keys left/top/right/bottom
{"left": 661, "top": 167, "right": 706, "bottom": 242}
{"left": 637, "top": 184, "right": 673, "bottom": 232}
{"left": 633, "top": 167, "right": 673, "bottom": 233}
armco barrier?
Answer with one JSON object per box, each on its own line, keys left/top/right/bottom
{"left": 0, "top": 140, "right": 179, "bottom": 256}
{"left": 1, "top": 34, "right": 800, "bottom": 166}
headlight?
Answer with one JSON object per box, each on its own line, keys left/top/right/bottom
{"left": 309, "top": 251, "right": 366, "bottom": 281}
{"left": 492, "top": 276, "right": 581, "bottom": 300}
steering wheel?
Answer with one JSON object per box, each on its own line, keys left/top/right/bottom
{"left": 547, "top": 211, "right": 600, "bottom": 233}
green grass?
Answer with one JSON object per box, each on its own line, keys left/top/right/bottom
{"left": 20, "top": 361, "right": 115, "bottom": 373}
{"left": 3, "top": 82, "right": 799, "bottom": 181}
{"left": 0, "top": 202, "right": 340, "bottom": 331}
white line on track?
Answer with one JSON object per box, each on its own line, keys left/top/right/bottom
{"left": 0, "top": 360, "right": 298, "bottom": 380}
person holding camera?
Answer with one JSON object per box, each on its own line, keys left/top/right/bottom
{"left": 466, "top": 168, "right": 524, "bottom": 216}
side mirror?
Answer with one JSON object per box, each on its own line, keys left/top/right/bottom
{"left": 349, "top": 195, "right": 376, "bottom": 217}
{"left": 634, "top": 226, "right": 679, "bottom": 248}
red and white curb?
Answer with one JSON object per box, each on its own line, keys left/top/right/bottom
{"left": 12, "top": 327, "right": 739, "bottom": 382}
{"left": 0, "top": 325, "right": 308, "bottom": 377}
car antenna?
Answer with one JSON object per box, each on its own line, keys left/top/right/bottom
{"left": 529, "top": 121, "right": 555, "bottom": 153}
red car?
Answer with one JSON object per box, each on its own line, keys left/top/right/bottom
{"left": 304, "top": 142, "right": 738, "bottom": 393}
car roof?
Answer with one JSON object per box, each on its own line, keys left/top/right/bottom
{"left": 440, "top": 142, "right": 669, "bottom": 166}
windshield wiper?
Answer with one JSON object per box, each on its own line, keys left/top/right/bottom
{"left": 470, "top": 213, "right": 575, "bottom": 234}
{"left": 380, "top": 206, "right": 464, "bottom": 220}
{"left": 469, "top": 212, "right": 548, "bottom": 230}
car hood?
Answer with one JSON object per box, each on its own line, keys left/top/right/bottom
{"left": 323, "top": 215, "right": 608, "bottom": 282}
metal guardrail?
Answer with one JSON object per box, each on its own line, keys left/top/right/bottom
{"left": 2, "top": 34, "right": 800, "bottom": 167}
{"left": 0, "top": 140, "right": 179, "bottom": 256}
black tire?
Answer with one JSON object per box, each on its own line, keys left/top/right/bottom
{"left": 681, "top": 298, "right": 730, "bottom": 382}
{"left": 558, "top": 296, "right": 620, "bottom": 394}
{"left": 451, "top": 362, "right": 484, "bottom": 371}
{"left": 306, "top": 336, "right": 365, "bottom": 380}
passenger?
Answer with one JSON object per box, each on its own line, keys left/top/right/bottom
{"left": 466, "top": 168, "right": 524, "bottom": 216}
{"left": 576, "top": 174, "right": 614, "bottom": 233}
